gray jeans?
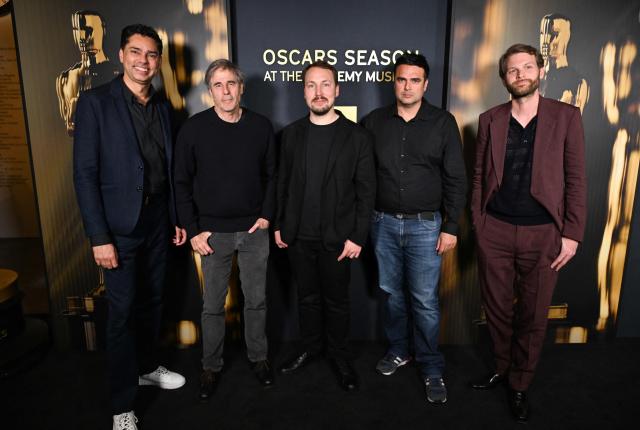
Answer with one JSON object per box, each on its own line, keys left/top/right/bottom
{"left": 200, "top": 229, "right": 269, "bottom": 371}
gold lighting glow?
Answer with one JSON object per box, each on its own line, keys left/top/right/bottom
{"left": 554, "top": 326, "right": 588, "bottom": 344}
{"left": 596, "top": 40, "right": 639, "bottom": 331}
{"left": 204, "top": 0, "right": 229, "bottom": 61}
{"left": 176, "top": 320, "right": 198, "bottom": 347}
{"left": 184, "top": 0, "right": 203, "bottom": 14}
{"left": 157, "top": 28, "right": 185, "bottom": 110}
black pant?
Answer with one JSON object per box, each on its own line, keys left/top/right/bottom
{"left": 104, "top": 197, "right": 170, "bottom": 414}
{"left": 287, "top": 240, "right": 351, "bottom": 358}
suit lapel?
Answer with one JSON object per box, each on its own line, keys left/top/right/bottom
{"left": 323, "top": 116, "right": 349, "bottom": 185}
{"left": 531, "top": 97, "right": 557, "bottom": 181}
{"left": 110, "top": 78, "right": 139, "bottom": 153}
{"left": 489, "top": 103, "right": 510, "bottom": 186}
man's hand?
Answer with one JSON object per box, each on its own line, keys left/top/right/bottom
{"left": 337, "top": 240, "right": 362, "bottom": 261}
{"left": 436, "top": 232, "right": 457, "bottom": 255}
{"left": 190, "top": 231, "right": 214, "bottom": 256}
{"left": 249, "top": 218, "right": 269, "bottom": 233}
{"left": 93, "top": 244, "right": 118, "bottom": 269}
{"left": 274, "top": 230, "right": 288, "bottom": 248}
{"left": 173, "top": 227, "right": 187, "bottom": 246}
{"left": 550, "top": 237, "right": 579, "bottom": 271}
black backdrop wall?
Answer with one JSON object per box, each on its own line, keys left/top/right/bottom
{"left": 9, "top": 0, "right": 640, "bottom": 347}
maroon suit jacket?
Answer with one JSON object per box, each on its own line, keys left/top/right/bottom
{"left": 471, "top": 96, "right": 587, "bottom": 242}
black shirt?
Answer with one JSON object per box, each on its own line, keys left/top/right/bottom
{"left": 123, "top": 84, "right": 167, "bottom": 196}
{"left": 487, "top": 116, "right": 553, "bottom": 225}
{"left": 362, "top": 100, "right": 467, "bottom": 235}
{"left": 298, "top": 120, "right": 338, "bottom": 240}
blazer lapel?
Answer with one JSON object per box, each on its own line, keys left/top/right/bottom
{"left": 323, "top": 116, "right": 349, "bottom": 185}
{"left": 110, "top": 79, "right": 139, "bottom": 153}
{"left": 489, "top": 103, "right": 510, "bottom": 186}
{"left": 531, "top": 96, "right": 557, "bottom": 181}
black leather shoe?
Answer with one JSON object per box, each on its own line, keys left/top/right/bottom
{"left": 469, "top": 372, "right": 505, "bottom": 390}
{"left": 199, "top": 369, "right": 219, "bottom": 401}
{"left": 508, "top": 389, "right": 530, "bottom": 423}
{"left": 252, "top": 360, "right": 274, "bottom": 387}
{"left": 280, "top": 351, "right": 314, "bottom": 374}
{"left": 330, "top": 357, "right": 358, "bottom": 391}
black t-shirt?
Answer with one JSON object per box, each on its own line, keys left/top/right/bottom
{"left": 297, "top": 120, "right": 338, "bottom": 240}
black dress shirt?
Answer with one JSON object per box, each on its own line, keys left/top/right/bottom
{"left": 123, "top": 84, "right": 167, "bottom": 196}
{"left": 362, "top": 99, "right": 467, "bottom": 235}
{"left": 487, "top": 116, "right": 553, "bottom": 225}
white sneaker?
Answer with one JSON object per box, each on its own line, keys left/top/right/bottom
{"left": 138, "top": 365, "right": 186, "bottom": 389}
{"left": 113, "top": 411, "right": 138, "bottom": 430}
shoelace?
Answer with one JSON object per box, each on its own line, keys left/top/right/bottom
{"left": 426, "top": 377, "right": 444, "bottom": 387}
{"left": 152, "top": 366, "right": 169, "bottom": 375}
{"left": 116, "top": 413, "right": 138, "bottom": 429}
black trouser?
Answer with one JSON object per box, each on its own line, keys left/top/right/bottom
{"left": 104, "top": 196, "right": 170, "bottom": 414}
{"left": 287, "top": 240, "right": 352, "bottom": 359}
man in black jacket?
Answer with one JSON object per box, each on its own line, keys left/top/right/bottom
{"left": 74, "top": 24, "right": 187, "bottom": 430}
{"left": 275, "top": 61, "right": 376, "bottom": 391}
{"left": 174, "top": 59, "right": 276, "bottom": 400}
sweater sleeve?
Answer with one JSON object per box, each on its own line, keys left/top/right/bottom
{"left": 173, "top": 126, "right": 200, "bottom": 239}
{"left": 259, "top": 122, "right": 277, "bottom": 222}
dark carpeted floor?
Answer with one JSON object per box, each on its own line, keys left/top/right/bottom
{"left": 3, "top": 339, "right": 640, "bottom": 430}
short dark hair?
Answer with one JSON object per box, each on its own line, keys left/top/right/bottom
{"left": 394, "top": 53, "right": 430, "bottom": 79}
{"left": 498, "top": 44, "right": 544, "bottom": 79}
{"left": 120, "top": 24, "right": 162, "bottom": 55}
{"left": 204, "top": 59, "right": 245, "bottom": 87}
{"left": 302, "top": 60, "right": 339, "bottom": 85}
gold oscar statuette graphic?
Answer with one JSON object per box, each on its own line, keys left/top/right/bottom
{"left": 596, "top": 40, "right": 639, "bottom": 332}
{"left": 55, "top": 11, "right": 118, "bottom": 136}
{"left": 539, "top": 14, "right": 589, "bottom": 113}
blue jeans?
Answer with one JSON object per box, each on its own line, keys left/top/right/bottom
{"left": 370, "top": 210, "right": 444, "bottom": 377}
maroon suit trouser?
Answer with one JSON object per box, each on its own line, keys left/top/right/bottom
{"left": 476, "top": 215, "right": 561, "bottom": 391}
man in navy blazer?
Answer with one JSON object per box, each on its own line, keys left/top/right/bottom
{"left": 470, "top": 44, "right": 586, "bottom": 423}
{"left": 73, "top": 24, "right": 186, "bottom": 430}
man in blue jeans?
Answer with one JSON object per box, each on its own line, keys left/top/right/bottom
{"left": 362, "top": 53, "right": 466, "bottom": 404}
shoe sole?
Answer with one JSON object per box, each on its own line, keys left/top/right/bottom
{"left": 376, "top": 359, "right": 411, "bottom": 376}
{"left": 427, "top": 397, "right": 448, "bottom": 405}
{"left": 138, "top": 377, "right": 185, "bottom": 389}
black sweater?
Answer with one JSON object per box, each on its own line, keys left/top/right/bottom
{"left": 174, "top": 108, "right": 276, "bottom": 238}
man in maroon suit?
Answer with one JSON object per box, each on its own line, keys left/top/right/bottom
{"left": 470, "top": 44, "right": 586, "bottom": 423}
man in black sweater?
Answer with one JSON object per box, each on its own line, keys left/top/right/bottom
{"left": 274, "top": 61, "right": 376, "bottom": 391}
{"left": 174, "top": 59, "right": 276, "bottom": 400}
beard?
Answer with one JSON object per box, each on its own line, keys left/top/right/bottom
{"left": 309, "top": 97, "right": 333, "bottom": 115}
{"left": 506, "top": 76, "right": 540, "bottom": 99}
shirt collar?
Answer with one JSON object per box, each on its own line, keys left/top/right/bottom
{"left": 122, "top": 77, "right": 156, "bottom": 106}
{"left": 391, "top": 98, "right": 431, "bottom": 121}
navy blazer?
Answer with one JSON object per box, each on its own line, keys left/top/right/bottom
{"left": 73, "top": 76, "right": 176, "bottom": 242}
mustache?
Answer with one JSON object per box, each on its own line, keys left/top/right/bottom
{"left": 313, "top": 96, "right": 328, "bottom": 102}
